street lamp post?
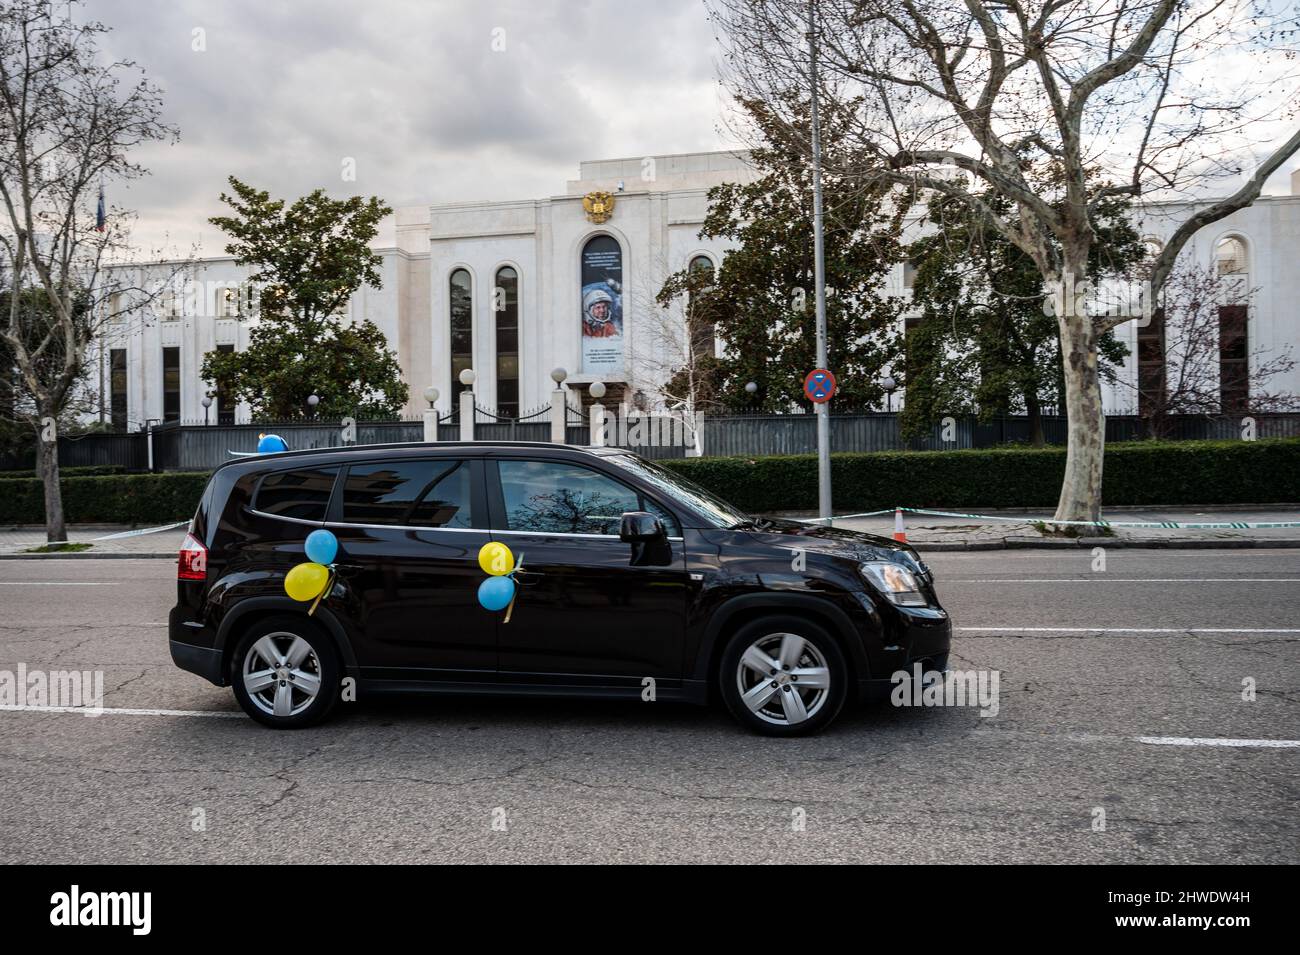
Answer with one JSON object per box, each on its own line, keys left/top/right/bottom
{"left": 589, "top": 380, "right": 607, "bottom": 447}
{"left": 550, "top": 368, "right": 568, "bottom": 443}
{"left": 306, "top": 394, "right": 320, "bottom": 420}
{"left": 808, "top": 0, "right": 832, "bottom": 524}
{"left": 882, "top": 375, "right": 897, "bottom": 413}
{"left": 458, "top": 369, "right": 476, "bottom": 442}
{"left": 423, "top": 386, "right": 440, "bottom": 443}
{"left": 200, "top": 395, "right": 212, "bottom": 426}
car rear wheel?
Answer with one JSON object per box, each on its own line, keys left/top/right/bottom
{"left": 231, "top": 615, "right": 339, "bottom": 729}
{"left": 719, "top": 615, "right": 847, "bottom": 737}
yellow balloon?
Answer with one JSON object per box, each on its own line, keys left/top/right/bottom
{"left": 478, "top": 541, "right": 514, "bottom": 576}
{"left": 285, "top": 561, "right": 330, "bottom": 602}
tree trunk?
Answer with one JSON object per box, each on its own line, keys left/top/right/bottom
{"left": 38, "top": 418, "right": 68, "bottom": 543}
{"left": 1054, "top": 264, "right": 1105, "bottom": 522}
{"left": 1024, "top": 387, "right": 1045, "bottom": 448}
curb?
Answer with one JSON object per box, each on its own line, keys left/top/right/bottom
{"left": 0, "top": 552, "right": 177, "bottom": 560}
{"left": 910, "top": 537, "right": 1300, "bottom": 552}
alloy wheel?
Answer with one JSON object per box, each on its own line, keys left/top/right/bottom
{"left": 735, "top": 632, "right": 831, "bottom": 726}
{"left": 242, "top": 631, "right": 323, "bottom": 718}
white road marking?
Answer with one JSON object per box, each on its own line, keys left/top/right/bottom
{"left": 0, "top": 704, "right": 242, "bottom": 719}
{"left": 1, "top": 705, "right": 1293, "bottom": 750}
{"left": 1134, "top": 736, "right": 1300, "bottom": 749}
{"left": 959, "top": 627, "right": 1300, "bottom": 634}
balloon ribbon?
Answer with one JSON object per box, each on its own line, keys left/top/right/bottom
{"left": 307, "top": 568, "right": 335, "bottom": 617}
{"left": 502, "top": 553, "right": 524, "bottom": 624}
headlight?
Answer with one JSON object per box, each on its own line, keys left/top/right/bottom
{"left": 860, "top": 561, "right": 927, "bottom": 607}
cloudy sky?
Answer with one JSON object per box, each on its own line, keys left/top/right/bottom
{"left": 95, "top": 0, "right": 737, "bottom": 254}
{"left": 93, "top": 0, "right": 1299, "bottom": 256}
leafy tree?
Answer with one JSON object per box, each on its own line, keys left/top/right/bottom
{"left": 656, "top": 94, "right": 905, "bottom": 412}
{"left": 201, "top": 178, "right": 407, "bottom": 419}
{"left": 901, "top": 186, "right": 1143, "bottom": 445}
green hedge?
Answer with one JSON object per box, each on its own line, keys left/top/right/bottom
{"left": 0, "top": 471, "right": 210, "bottom": 525}
{"left": 660, "top": 439, "right": 1300, "bottom": 513}
{"left": 1, "top": 439, "right": 1296, "bottom": 524}
{"left": 0, "top": 464, "right": 127, "bottom": 480}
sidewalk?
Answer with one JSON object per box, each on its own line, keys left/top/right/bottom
{"left": 3, "top": 505, "right": 1300, "bottom": 557}
{"left": 781, "top": 505, "right": 1300, "bottom": 550}
{"left": 0, "top": 524, "right": 188, "bottom": 558}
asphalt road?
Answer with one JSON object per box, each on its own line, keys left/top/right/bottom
{"left": 0, "top": 550, "right": 1296, "bottom": 864}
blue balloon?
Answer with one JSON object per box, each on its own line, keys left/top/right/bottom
{"left": 304, "top": 528, "right": 338, "bottom": 565}
{"left": 477, "top": 575, "right": 516, "bottom": 612}
{"left": 257, "top": 433, "right": 289, "bottom": 454}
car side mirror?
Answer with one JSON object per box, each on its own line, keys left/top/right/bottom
{"left": 619, "top": 511, "right": 666, "bottom": 543}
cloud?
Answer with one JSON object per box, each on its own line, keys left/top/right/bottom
{"left": 93, "top": 0, "right": 735, "bottom": 254}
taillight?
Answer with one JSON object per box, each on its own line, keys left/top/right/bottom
{"left": 178, "top": 532, "right": 207, "bottom": 581}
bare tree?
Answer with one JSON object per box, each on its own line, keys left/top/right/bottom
{"left": 0, "top": 0, "right": 176, "bottom": 540}
{"left": 1121, "top": 262, "right": 1297, "bottom": 436}
{"left": 711, "top": 0, "right": 1300, "bottom": 519}
{"left": 639, "top": 252, "right": 726, "bottom": 432}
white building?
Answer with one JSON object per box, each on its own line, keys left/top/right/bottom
{"left": 88, "top": 152, "right": 1300, "bottom": 428}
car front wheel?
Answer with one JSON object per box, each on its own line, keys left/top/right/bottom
{"left": 719, "top": 616, "right": 848, "bottom": 736}
{"left": 231, "top": 616, "right": 340, "bottom": 729}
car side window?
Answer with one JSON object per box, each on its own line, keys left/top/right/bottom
{"left": 255, "top": 466, "right": 339, "bottom": 521}
{"left": 498, "top": 460, "right": 679, "bottom": 536}
{"left": 342, "top": 459, "right": 472, "bottom": 528}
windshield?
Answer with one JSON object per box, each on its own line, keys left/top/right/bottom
{"left": 604, "top": 454, "right": 750, "bottom": 529}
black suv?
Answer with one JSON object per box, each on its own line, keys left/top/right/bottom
{"left": 170, "top": 442, "right": 951, "bottom": 736}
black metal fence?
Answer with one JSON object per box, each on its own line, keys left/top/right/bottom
{"left": 8, "top": 411, "right": 1298, "bottom": 474}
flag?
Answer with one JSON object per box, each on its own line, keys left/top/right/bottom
{"left": 95, "top": 184, "right": 106, "bottom": 232}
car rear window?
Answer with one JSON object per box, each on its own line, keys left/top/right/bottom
{"left": 342, "top": 459, "right": 472, "bottom": 528}
{"left": 255, "top": 466, "right": 339, "bottom": 521}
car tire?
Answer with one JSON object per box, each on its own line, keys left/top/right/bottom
{"left": 719, "top": 615, "right": 848, "bottom": 737}
{"left": 230, "top": 615, "right": 340, "bottom": 729}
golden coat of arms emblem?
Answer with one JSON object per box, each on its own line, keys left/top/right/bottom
{"left": 583, "top": 191, "right": 615, "bottom": 224}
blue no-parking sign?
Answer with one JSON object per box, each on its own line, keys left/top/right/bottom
{"left": 804, "top": 368, "right": 836, "bottom": 404}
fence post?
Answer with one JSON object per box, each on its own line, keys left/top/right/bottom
{"left": 589, "top": 402, "right": 606, "bottom": 447}
{"left": 423, "top": 409, "right": 439, "bottom": 443}
{"left": 550, "top": 389, "right": 566, "bottom": 443}
{"left": 146, "top": 424, "right": 154, "bottom": 472}
{"left": 459, "top": 390, "right": 474, "bottom": 442}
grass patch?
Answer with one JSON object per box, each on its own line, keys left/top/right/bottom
{"left": 23, "top": 541, "right": 94, "bottom": 553}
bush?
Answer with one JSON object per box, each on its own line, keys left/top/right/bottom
{"left": 2, "top": 439, "right": 1295, "bottom": 525}
{"left": 0, "top": 465, "right": 127, "bottom": 480}
{"left": 0, "top": 471, "right": 210, "bottom": 525}
{"left": 661, "top": 439, "right": 1300, "bottom": 513}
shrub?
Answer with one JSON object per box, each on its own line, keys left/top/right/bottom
{"left": 0, "top": 465, "right": 127, "bottom": 479}
{"left": 661, "top": 439, "right": 1300, "bottom": 513}
{"left": 0, "top": 471, "right": 210, "bottom": 525}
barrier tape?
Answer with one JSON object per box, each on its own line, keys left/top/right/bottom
{"left": 91, "top": 521, "right": 190, "bottom": 541}
{"left": 803, "top": 507, "right": 1300, "bottom": 530}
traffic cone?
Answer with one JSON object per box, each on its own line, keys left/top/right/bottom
{"left": 893, "top": 508, "right": 907, "bottom": 543}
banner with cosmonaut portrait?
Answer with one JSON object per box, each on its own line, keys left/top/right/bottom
{"left": 580, "top": 235, "right": 624, "bottom": 374}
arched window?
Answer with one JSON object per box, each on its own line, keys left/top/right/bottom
{"left": 494, "top": 266, "right": 519, "bottom": 418}
{"left": 1213, "top": 236, "right": 1249, "bottom": 413}
{"left": 1214, "top": 235, "right": 1247, "bottom": 276}
{"left": 449, "top": 269, "right": 473, "bottom": 401}
{"left": 687, "top": 254, "right": 716, "bottom": 358}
